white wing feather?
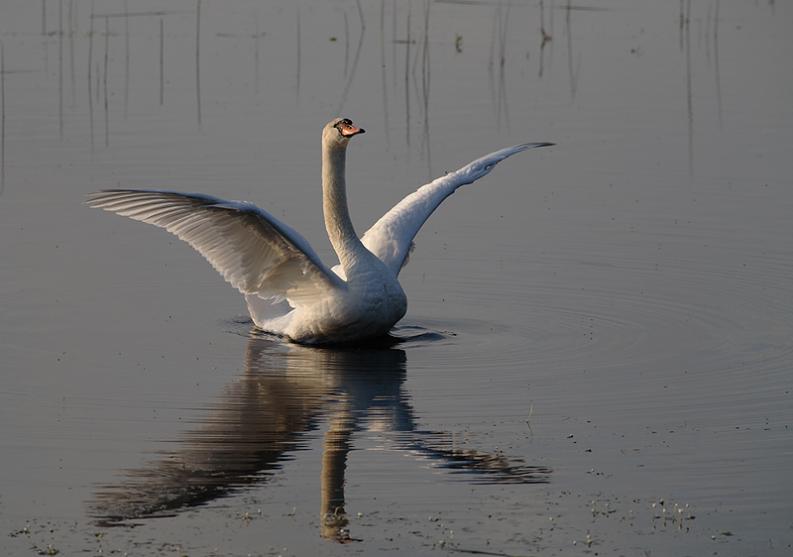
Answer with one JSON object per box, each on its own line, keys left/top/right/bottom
{"left": 361, "top": 143, "right": 552, "bottom": 275}
{"left": 86, "top": 189, "right": 344, "bottom": 305}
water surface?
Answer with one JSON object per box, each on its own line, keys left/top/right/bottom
{"left": 1, "top": 1, "right": 791, "bottom": 555}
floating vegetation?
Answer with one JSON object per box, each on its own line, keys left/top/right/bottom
{"left": 8, "top": 525, "right": 31, "bottom": 538}
{"left": 651, "top": 498, "right": 696, "bottom": 531}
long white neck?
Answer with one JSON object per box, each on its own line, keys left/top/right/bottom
{"left": 322, "top": 140, "right": 366, "bottom": 273}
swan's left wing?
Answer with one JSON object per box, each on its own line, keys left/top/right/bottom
{"left": 360, "top": 142, "right": 553, "bottom": 275}
{"left": 86, "top": 189, "right": 345, "bottom": 305}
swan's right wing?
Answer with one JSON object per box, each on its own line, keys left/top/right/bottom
{"left": 86, "top": 189, "right": 345, "bottom": 305}
{"left": 361, "top": 143, "right": 553, "bottom": 275}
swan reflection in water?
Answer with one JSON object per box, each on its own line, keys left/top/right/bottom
{"left": 92, "top": 327, "right": 550, "bottom": 541}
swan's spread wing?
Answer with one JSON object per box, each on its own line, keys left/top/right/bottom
{"left": 361, "top": 143, "right": 553, "bottom": 275}
{"left": 86, "top": 189, "right": 344, "bottom": 304}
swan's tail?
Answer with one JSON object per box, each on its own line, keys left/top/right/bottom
{"left": 244, "top": 294, "right": 294, "bottom": 332}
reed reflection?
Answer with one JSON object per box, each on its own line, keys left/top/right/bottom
{"left": 92, "top": 330, "right": 549, "bottom": 541}
{"left": 1, "top": 39, "right": 5, "bottom": 194}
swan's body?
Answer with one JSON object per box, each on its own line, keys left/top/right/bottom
{"left": 88, "top": 118, "right": 552, "bottom": 344}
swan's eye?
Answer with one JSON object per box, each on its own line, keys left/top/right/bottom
{"left": 334, "top": 118, "right": 365, "bottom": 138}
{"left": 334, "top": 119, "right": 353, "bottom": 134}
{"left": 334, "top": 119, "right": 353, "bottom": 133}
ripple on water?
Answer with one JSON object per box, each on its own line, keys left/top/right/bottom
{"left": 410, "top": 224, "right": 793, "bottom": 430}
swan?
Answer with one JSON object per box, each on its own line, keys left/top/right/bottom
{"left": 87, "top": 118, "right": 552, "bottom": 344}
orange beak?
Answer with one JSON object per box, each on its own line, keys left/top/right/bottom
{"left": 340, "top": 122, "right": 365, "bottom": 137}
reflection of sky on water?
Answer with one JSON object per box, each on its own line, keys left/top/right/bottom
{"left": 0, "top": 1, "right": 790, "bottom": 554}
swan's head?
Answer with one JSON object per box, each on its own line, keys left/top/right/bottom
{"left": 324, "top": 117, "right": 365, "bottom": 148}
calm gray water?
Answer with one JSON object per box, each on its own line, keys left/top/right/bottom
{"left": 1, "top": 1, "right": 791, "bottom": 555}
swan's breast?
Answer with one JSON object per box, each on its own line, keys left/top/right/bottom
{"left": 347, "top": 266, "right": 406, "bottom": 322}
{"left": 287, "top": 265, "right": 406, "bottom": 343}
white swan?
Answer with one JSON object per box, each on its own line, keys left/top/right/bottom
{"left": 88, "top": 118, "right": 552, "bottom": 344}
